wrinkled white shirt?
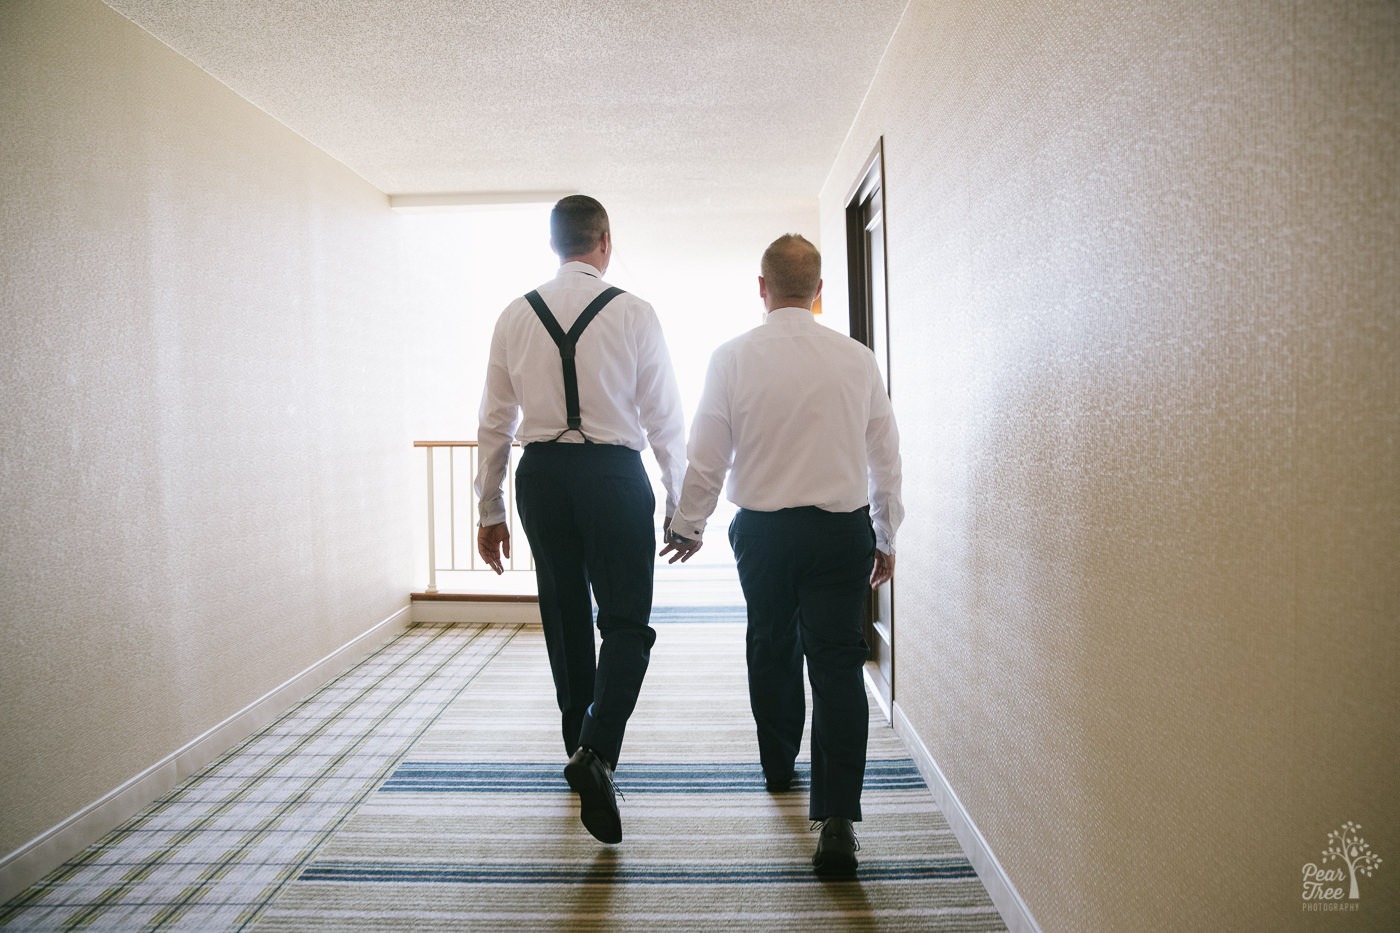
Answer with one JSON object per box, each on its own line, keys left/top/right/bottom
{"left": 475, "top": 261, "right": 686, "bottom": 525}
{"left": 670, "top": 307, "right": 903, "bottom": 552}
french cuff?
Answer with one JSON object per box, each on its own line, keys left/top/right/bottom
{"left": 479, "top": 500, "right": 507, "bottom": 527}
{"left": 669, "top": 513, "right": 706, "bottom": 541}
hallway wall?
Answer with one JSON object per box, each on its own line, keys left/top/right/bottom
{"left": 1, "top": 0, "right": 414, "bottom": 879}
{"left": 820, "top": 1, "right": 1399, "bottom": 930}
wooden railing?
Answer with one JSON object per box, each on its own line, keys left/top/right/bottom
{"left": 414, "top": 441, "right": 532, "bottom": 593}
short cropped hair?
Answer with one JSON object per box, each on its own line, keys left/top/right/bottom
{"left": 550, "top": 195, "right": 610, "bottom": 258}
{"left": 761, "top": 234, "right": 822, "bottom": 302}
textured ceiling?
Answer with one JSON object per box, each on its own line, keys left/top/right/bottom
{"left": 102, "top": 0, "right": 909, "bottom": 211}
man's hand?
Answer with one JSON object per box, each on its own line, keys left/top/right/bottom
{"left": 660, "top": 530, "right": 703, "bottom": 564}
{"left": 870, "top": 549, "right": 895, "bottom": 588}
{"left": 477, "top": 522, "right": 511, "bottom": 575}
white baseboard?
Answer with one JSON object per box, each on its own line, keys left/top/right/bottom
{"left": 892, "top": 702, "right": 1041, "bottom": 933}
{"left": 0, "top": 603, "right": 412, "bottom": 905}
{"left": 410, "top": 598, "right": 541, "bottom": 625}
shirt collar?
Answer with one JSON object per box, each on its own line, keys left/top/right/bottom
{"left": 764, "top": 306, "right": 817, "bottom": 325}
{"left": 559, "top": 260, "right": 603, "bottom": 278}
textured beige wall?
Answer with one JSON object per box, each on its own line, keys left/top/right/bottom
{"left": 1, "top": 1, "right": 413, "bottom": 857}
{"left": 821, "top": 1, "right": 1398, "bottom": 930}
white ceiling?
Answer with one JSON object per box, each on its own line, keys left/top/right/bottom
{"left": 102, "top": 0, "right": 909, "bottom": 213}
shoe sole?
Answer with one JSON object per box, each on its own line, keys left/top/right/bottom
{"left": 564, "top": 759, "right": 622, "bottom": 844}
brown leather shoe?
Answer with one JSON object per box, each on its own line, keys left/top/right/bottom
{"left": 564, "top": 747, "right": 622, "bottom": 844}
{"left": 812, "top": 817, "right": 859, "bottom": 876}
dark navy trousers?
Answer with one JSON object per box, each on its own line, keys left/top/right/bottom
{"left": 515, "top": 442, "right": 658, "bottom": 769}
{"left": 730, "top": 506, "right": 875, "bottom": 821}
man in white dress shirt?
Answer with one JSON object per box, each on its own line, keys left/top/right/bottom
{"left": 662, "top": 233, "right": 903, "bottom": 875}
{"left": 476, "top": 195, "right": 686, "bottom": 845}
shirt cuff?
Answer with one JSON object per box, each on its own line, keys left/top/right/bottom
{"left": 479, "top": 498, "right": 507, "bottom": 527}
{"left": 668, "top": 511, "right": 706, "bottom": 541}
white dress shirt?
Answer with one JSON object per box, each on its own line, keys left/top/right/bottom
{"left": 670, "top": 307, "right": 904, "bottom": 552}
{"left": 475, "top": 261, "right": 687, "bottom": 525}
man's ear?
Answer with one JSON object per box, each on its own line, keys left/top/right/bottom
{"left": 814, "top": 278, "right": 824, "bottom": 301}
{"left": 758, "top": 275, "right": 768, "bottom": 300}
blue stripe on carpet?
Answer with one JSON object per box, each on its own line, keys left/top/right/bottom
{"left": 379, "top": 759, "right": 928, "bottom": 793}
{"left": 297, "top": 859, "right": 978, "bottom": 885}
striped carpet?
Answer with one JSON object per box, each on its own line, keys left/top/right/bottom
{"left": 1, "top": 619, "right": 1006, "bottom": 932}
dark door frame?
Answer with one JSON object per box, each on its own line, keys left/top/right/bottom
{"left": 844, "top": 138, "right": 894, "bottom": 717}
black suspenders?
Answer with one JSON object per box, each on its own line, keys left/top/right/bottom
{"left": 523, "top": 286, "right": 625, "bottom": 441}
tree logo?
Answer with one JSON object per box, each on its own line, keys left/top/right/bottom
{"left": 1301, "top": 821, "right": 1383, "bottom": 906}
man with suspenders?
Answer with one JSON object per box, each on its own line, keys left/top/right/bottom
{"left": 475, "top": 195, "right": 686, "bottom": 844}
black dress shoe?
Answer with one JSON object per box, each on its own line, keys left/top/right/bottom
{"left": 563, "top": 747, "right": 622, "bottom": 844}
{"left": 812, "top": 817, "right": 859, "bottom": 876}
{"left": 765, "top": 772, "right": 794, "bottom": 792}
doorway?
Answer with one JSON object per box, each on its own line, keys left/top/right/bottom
{"left": 845, "top": 140, "right": 893, "bottom": 716}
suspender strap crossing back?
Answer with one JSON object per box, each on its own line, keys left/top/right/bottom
{"left": 524, "top": 286, "right": 625, "bottom": 439}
